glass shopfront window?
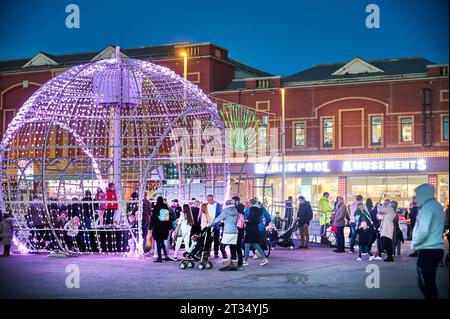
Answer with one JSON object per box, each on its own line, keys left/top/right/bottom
{"left": 256, "top": 176, "right": 339, "bottom": 209}
{"left": 347, "top": 175, "right": 427, "bottom": 208}
{"left": 438, "top": 175, "right": 449, "bottom": 206}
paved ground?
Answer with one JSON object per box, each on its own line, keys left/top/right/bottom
{"left": 0, "top": 242, "right": 448, "bottom": 299}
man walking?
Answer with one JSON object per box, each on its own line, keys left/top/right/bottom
{"left": 296, "top": 196, "right": 313, "bottom": 249}
{"left": 412, "top": 184, "right": 445, "bottom": 299}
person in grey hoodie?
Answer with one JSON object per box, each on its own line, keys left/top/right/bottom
{"left": 209, "top": 199, "right": 239, "bottom": 271}
{"left": 411, "top": 184, "right": 445, "bottom": 299}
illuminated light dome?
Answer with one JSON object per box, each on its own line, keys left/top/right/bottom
{"left": 0, "top": 50, "right": 229, "bottom": 255}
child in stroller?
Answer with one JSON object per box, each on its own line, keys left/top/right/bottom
{"left": 179, "top": 227, "right": 214, "bottom": 270}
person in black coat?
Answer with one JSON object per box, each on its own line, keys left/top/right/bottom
{"left": 150, "top": 196, "right": 172, "bottom": 262}
{"left": 296, "top": 196, "right": 313, "bottom": 249}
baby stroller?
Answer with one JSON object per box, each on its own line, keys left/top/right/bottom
{"left": 179, "top": 227, "right": 214, "bottom": 270}
{"left": 276, "top": 221, "right": 298, "bottom": 249}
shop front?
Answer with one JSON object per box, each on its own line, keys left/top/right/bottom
{"left": 252, "top": 156, "right": 449, "bottom": 209}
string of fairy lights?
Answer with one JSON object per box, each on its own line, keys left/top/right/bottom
{"left": 0, "top": 57, "right": 229, "bottom": 256}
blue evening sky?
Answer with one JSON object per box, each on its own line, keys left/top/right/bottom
{"left": 0, "top": 0, "right": 448, "bottom": 75}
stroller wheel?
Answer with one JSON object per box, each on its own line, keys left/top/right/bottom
{"left": 179, "top": 262, "right": 187, "bottom": 270}
{"left": 198, "top": 262, "right": 206, "bottom": 270}
{"left": 205, "top": 261, "right": 213, "bottom": 269}
{"left": 289, "top": 246, "right": 294, "bottom": 250}
{"left": 187, "top": 261, "right": 195, "bottom": 269}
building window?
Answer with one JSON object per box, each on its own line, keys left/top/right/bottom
{"left": 294, "top": 122, "right": 306, "bottom": 147}
{"left": 188, "top": 46, "right": 200, "bottom": 56}
{"left": 322, "top": 117, "right": 334, "bottom": 148}
{"left": 187, "top": 72, "right": 200, "bottom": 84}
{"left": 441, "top": 90, "right": 449, "bottom": 102}
{"left": 400, "top": 117, "right": 413, "bottom": 143}
{"left": 442, "top": 115, "right": 449, "bottom": 142}
{"left": 255, "top": 100, "right": 270, "bottom": 111}
{"left": 256, "top": 79, "right": 269, "bottom": 89}
{"left": 214, "top": 48, "right": 222, "bottom": 59}
{"left": 440, "top": 66, "right": 449, "bottom": 76}
{"left": 370, "top": 115, "right": 383, "bottom": 146}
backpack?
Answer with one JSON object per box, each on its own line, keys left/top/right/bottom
{"left": 158, "top": 208, "right": 170, "bottom": 222}
{"left": 236, "top": 213, "right": 245, "bottom": 229}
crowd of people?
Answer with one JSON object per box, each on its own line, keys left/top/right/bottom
{"left": 0, "top": 181, "right": 448, "bottom": 298}
{"left": 281, "top": 185, "right": 448, "bottom": 299}
{"left": 147, "top": 195, "right": 271, "bottom": 270}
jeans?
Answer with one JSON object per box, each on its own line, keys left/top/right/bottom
{"left": 213, "top": 228, "right": 227, "bottom": 258}
{"left": 381, "top": 236, "right": 393, "bottom": 260}
{"left": 320, "top": 223, "right": 329, "bottom": 238}
{"left": 336, "top": 226, "right": 345, "bottom": 252}
{"left": 417, "top": 249, "right": 444, "bottom": 299}
{"left": 156, "top": 239, "right": 168, "bottom": 259}
{"left": 244, "top": 243, "right": 266, "bottom": 261}
{"left": 349, "top": 222, "right": 357, "bottom": 252}
{"left": 358, "top": 244, "right": 372, "bottom": 258}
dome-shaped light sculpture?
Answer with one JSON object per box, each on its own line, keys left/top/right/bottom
{"left": 0, "top": 47, "right": 229, "bottom": 256}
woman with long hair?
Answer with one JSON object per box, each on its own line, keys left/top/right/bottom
{"left": 199, "top": 203, "right": 212, "bottom": 230}
{"left": 172, "top": 204, "right": 194, "bottom": 260}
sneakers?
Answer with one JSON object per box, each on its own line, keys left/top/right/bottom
{"left": 153, "top": 258, "right": 162, "bottom": 263}
{"left": 260, "top": 259, "right": 269, "bottom": 266}
{"left": 356, "top": 257, "right": 362, "bottom": 261}
{"left": 349, "top": 250, "right": 354, "bottom": 254}
{"left": 253, "top": 251, "right": 261, "bottom": 259}
{"left": 170, "top": 256, "right": 178, "bottom": 261}
{"left": 243, "top": 261, "right": 249, "bottom": 266}
{"left": 369, "top": 256, "right": 375, "bottom": 261}
{"left": 374, "top": 256, "right": 382, "bottom": 260}
{"left": 362, "top": 253, "right": 368, "bottom": 256}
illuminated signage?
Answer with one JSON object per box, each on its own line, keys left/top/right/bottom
{"left": 254, "top": 159, "right": 428, "bottom": 174}
{"left": 342, "top": 159, "right": 427, "bottom": 172}
{"left": 255, "top": 161, "right": 330, "bottom": 174}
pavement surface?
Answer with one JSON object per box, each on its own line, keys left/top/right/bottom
{"left": 0, "top": 241, "right": 448, "bottom": 299}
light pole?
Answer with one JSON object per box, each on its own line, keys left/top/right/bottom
{"left": 280, "top": 88, "right": 286, "bottom": 207}
{"left": 180, "top": 51, "right": 188, "bottom": 80}
{"left": 179, "top": 51, "right": 188, "bottom": 200}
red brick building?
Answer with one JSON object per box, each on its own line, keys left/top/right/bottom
{"left": 0, "top": 43, "right": 448, "bottom": 207}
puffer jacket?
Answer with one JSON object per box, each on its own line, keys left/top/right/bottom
{"left": 412, "top": 184, "right": 445, "bottom": 251}
{"left": 209, "top": 204, "right": 238, "bottom": 234}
